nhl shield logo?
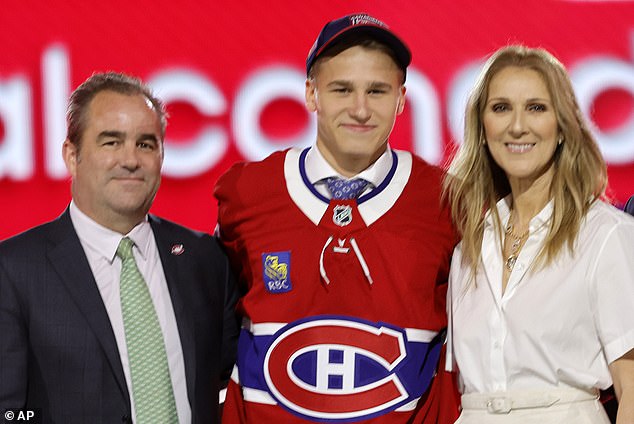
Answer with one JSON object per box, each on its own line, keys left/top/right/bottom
{"left": 332, "top": 205, "right": 353, "bottom": 226}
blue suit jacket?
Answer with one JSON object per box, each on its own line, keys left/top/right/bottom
{"left": 625, "top": 195, "right": 634, "bottom": 216}
{"left": 0, "top": 210, "right": 239, "bottom": 424}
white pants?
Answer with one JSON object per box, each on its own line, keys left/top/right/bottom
{"left": 455, "top": 388, "right": 611, "bottom": 424}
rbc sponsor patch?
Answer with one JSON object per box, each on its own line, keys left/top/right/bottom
{"left": 262, "top": 251, "right": 292, "bottom": 293}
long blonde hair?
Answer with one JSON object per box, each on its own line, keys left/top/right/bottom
{"left": 444, "top": 45, "right": 607, "bottom": 271}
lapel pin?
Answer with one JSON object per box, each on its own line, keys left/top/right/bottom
{"left": 171, "top": 244, "right": 185, "bottom": 255}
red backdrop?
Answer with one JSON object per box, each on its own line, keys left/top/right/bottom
{"left": 2, "top": 0, "right": 634, "bottom": 240}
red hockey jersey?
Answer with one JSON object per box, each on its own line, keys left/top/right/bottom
{"left": 215, "top": 147, "right": 459, "bottom": 423}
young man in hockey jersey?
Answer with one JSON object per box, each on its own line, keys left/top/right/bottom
{"left": 215, "top": 13, "right": 459, "bottom": 423}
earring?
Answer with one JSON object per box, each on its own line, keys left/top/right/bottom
{"left": 557, "top": 134, "right": 564, "bottom": 145}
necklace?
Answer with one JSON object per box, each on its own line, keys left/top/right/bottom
{"left": 504, "top": 216, "right": 529, "bottom": 271}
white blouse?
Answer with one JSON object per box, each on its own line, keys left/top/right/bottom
{"left": 447, "top": 198, "right": 634, "bottom": 394}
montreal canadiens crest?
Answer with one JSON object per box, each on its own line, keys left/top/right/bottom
{"left": 332, "top": 205, "right": 353, "bottom": 227}
{"left": 263, "top": 317, "right": 410, "bottom": 421}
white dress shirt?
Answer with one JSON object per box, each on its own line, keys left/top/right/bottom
{"left": 69, "top": 202, "right": 191, "bottom": 424}
{"left": 447, "top": 198, "right": 634, "bottom": 394}
{"left": 305, "top": 144, "right": 393, "bottom": 198}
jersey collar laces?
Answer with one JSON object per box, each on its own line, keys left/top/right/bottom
{"left": 319, "top": 236, "right": 374, "bottom": 286}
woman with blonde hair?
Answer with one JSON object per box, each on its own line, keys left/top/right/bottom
{"left": 444, "top": 45, "right": 634, "bottom": 423}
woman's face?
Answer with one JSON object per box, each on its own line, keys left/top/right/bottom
{"left": 482, "top": 66, "right": 559, "bottom": 190}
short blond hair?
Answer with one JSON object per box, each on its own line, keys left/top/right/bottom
{"left": 308, "top": 36, "right": 405, "bottom": 84}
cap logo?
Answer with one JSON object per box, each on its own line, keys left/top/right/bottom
{"left": 349, "top": 14, "right": 388, "bottom": 28}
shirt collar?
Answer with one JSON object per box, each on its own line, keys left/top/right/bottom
{"left": 485, "top": 195, "right": 554, "bottom": 233}
{"left": 69, "top": 201, "right": 153, "bottom": 262}
{"left": 304, "top": 144, "right": 393, "bottom": 187}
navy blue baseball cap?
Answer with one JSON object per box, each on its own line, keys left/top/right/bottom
{"left": 306, "top": 13, "right": 412, "bottom": 77}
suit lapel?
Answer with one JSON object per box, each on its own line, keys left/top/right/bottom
{"left": 46, "top": 210, "right": 129, "bottom": 402}
{"left": 150, "top": 216, "right": 197, "bottom": 403}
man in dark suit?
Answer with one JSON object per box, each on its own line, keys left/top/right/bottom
{"left": 625, "top": 195, "right": 634, "bottom": 216}
{"left": 0, "top": 72, "right": 239, "bottom": 424}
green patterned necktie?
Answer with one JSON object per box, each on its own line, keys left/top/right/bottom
{"left": 116, "top": 237, "right": 178, "bottom": 424}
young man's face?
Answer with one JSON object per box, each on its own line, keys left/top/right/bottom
{"left": 306, "top": 45, "right": 406, "bottom": 177}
